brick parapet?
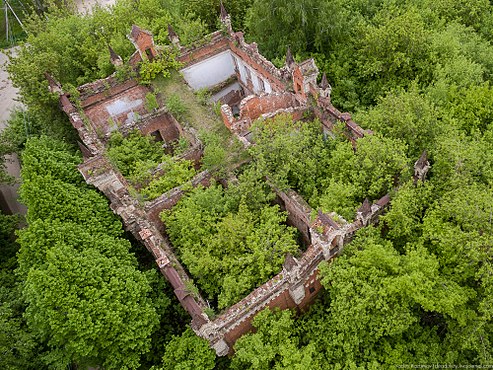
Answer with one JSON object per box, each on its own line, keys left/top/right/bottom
{"left": 144, "top": 170, "right": 212, "bottom": 228}
{"left": 178, "top": 32, "right": 230, "bottom": 67}
{"left": 78, "top": 154, "right": 210, "bottom": 324}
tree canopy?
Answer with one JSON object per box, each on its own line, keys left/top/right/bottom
{"left": 161, "top": 169, "right": 300, "bottom": 309}
{"left": 15, "top": 136, "right": 163, "bottom": 369}
{"left": 2, "top": 0, "right": 493, "bottom": 368}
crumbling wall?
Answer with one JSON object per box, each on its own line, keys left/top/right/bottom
{"left": 83, "top": 83, "right": 151, "bottom": 136}
{"left": 178, "top": 30, "right": 287, "bottom": 94}
{"left": 275, "top": 189, "right": 312, "bottom": 246}
{"left": 78, "top": 155, "right": 210, "bottom": 329}
{"left": 239, "top": 93, "right": 299, "bottom": 122}
{"left": 137, "top": 112, "right": 182, "bottom": 143}
{"left": 199, "top": 187, "right": 390, "bottom": 354}
{"left": 58, "top": 94, "right": 102, "bottom": 156}
{"left": 178, "top": 32, "right": 229, "bottom": 67}
{"left": 229, "top": 35, "right": 287, "bottom": 92}
{"left": 221, "top": 92, "right": 301, "bottom": 134}
{"left": 314, "top": 99, "right": 372, "bottom": 143}
{"left": 78, "top": 78, "right": 139, "bottom": 108}
{"left": 129, "top": 25, "right": 157, "bottom": 60}
{"left": 144, "top": 170, "right": 212, "bottom": 233}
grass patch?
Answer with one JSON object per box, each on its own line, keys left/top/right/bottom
{"left": 152, "top": 71, "right": 250, "bottom": 174}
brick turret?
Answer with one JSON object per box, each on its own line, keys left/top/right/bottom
{"left": 108, "top": 45, "right": 123, "bottom": 67}
{"left": 128, "top": 25, "right": 157, "bottom": 60}
{"left": 220, "top": 1, "right": 232, "bottom": 33}
{"left": 319, "top": 72, "right": 331, "bottom": 99}
{"left": 167, "top": 24, "right": 181, "bottom": 48}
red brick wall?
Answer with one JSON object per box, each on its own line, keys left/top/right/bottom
{"left": 221, "top": 272, "right": 323, "bottom": 351}
{"left": 222, "top": 286, "right": 296, "bottom": 350}
{"left": 298, "top": 269, "right": 323, "bottom": 310}
{"left": 83, "top": 85, "right": 150, "bottom": 135}
{"left": 140, "top": 113, "right": 181, "bottom": 143}
{"left": 239, "top": 94, "right": 296, "bottom": 122}
{"left": 134, "top": 32, "right": 156, "bottom": 59}
{"left": 178, "top": 37, "right": 230, "bottom": 67}
{"left": 230, "top": 43, "right": 285, "bottom": 92}
{"left": 292, "top": 67, "right": 306, "bottom": 101}
{"left": 275, "top": 191, "right": 312, "bottom": 246}
{"left": 80, "top": 79, "right": 140, "bottom": 108}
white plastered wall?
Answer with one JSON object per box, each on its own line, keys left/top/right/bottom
{"left": 180, "top": 50, "right": 236, "bottom": 90}
{"left": 232, "top": 53, "right": 271, "bottom": 94}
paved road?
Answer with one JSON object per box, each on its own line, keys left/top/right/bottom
{"left": 0, "top": 48, "right": 26, "bottom": 215}
{"left": 0, "top": 49, "right": 20, "bottom": 127}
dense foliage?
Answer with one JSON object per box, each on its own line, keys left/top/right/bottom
{"left": 107, "top": 130, "right": 196, "bottom": 200}
{"left": 0, "top": 211, "right": 45, "bottom": 369}
{"left": 157, "top": 328, "right": 216, "bottom": 370}
{"left": 248, "top": 0, "right": 493, "bottom": 106}
{"left": 161, "top": 169, "right": 300, "bottom": 309}
{"left": 250, "top": 115, "right": 410, "bottom": 220}
{"left": 2, "top": 0, "right": 493, "bottom": 368}
{"left": 14, "top": 136, "right": 165, "bottom": 369}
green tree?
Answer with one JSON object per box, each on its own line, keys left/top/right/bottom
{"left": 162, "top": 171, "right": 299, "bottom": 308}
{"left": 245, "top": 0, "right": 320, "bottom": 59}
{"left": 308, "top": 228, "right": 472, "bottom": 367}
{"left": 16, "top": 136, "right": 162, "bottom": 368}
{"left": 355, "top": 86, "right": 444, "bottom": 159}
{"left": 249, "top": 115, "right": 334, "bottom": 203}
{"left": 182, "top": 0, "right": 254, "bottom": 32}
{"left": 158, "top": 328, "right": 216, "bottom": 370}
{"left": 23, "top": 243, "right": 159, "bottom": 369}
{"left": 231, "top": 309, "right": 320, "bottom": 369}
{"left": 107, "top": 130, "right": 163, "bottom": 178}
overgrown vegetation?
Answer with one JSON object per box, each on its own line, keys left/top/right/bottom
{"left": 161, "top": 168, "right": 300, "bottom": 309}
{"left": 13, "top": 136, "right": 164, "bottom": 368}
{"left": 139, "top": 52, "right": 183, "bottom": 85}
{"left": 249, "top": 115, "right": 410, "bottom": 220}
{"left": 152, "top": 71, "right": 249, "bottom": 175}
{"left": 106, "top": 130, "right": 196, "bottom": 200}
{"left": 2, "top": 0, "right": 493, "bottom": 368}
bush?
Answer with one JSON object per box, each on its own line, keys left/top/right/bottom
{"left": 166, "top": 93, "right": 188, "bottom": 120}
{"left": 139, "top": 52, "right": 182, "bottom": 85}
{"left": 195, "top": 88, "right": 212, "bottom": 105}
{"left": 145, "top": 92, "right": 159, "bottom": 112}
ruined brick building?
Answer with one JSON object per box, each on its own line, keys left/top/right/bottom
{"left": 46, "top": 5, "right": 410, "bottom": 356}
